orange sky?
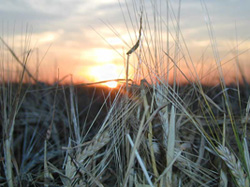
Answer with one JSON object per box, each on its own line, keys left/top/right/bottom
{"left": 1, "top": 0, "right": 250, "bottom": 87}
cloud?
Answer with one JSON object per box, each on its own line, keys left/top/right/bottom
{"left": 1, "top": 0, "right": 250, "bottom": 83}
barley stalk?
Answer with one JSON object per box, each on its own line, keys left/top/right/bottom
{"left": 1, "top": 38, "right": 29, "bottom": 187}
{"left": 123, "top": 105, "right": 149, "bottom": 187}
{"left": 141, "top": 81, "right": 159, "bottom": 178}
{"left": 77, "top": 130, "right": 110, "bottom": 163}
{"left": 217, "top": 145, "right": 246, "bottom": 187}
{"left": 126, "top": 11, "right": 143, "bottom": 93}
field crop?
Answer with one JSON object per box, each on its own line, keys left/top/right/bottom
{"left": 1, "top": 1, "right": 250, "bottom": 186}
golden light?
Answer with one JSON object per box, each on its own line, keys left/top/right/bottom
{"left": 39, "top": 33, "right": 55, "bottom": 43}
{"left": 81, "top": 48, "right": 118, "bottom": 63}
{"left": 105, "top": 81, "right": 118, "bottom": 88}
{"left": 88, "top": 63, "right": 123, "bottom": 88}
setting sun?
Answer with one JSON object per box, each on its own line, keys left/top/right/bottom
{"left": 105, "top": 81, "right": 118, "bottom": 88}
{"left": 87, "top": 63, "right": 123, "bottom": 88}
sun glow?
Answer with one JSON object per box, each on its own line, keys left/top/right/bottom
{"left": 105, "top": 81, "right": 118, "bottom": 88}
{"left": 88, "top": 63, "right": 123, "bottom": 88}
{"left": 81, "top": 48, "right": 120, "bottom": 64}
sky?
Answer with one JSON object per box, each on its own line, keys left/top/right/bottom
{"left": 1, "top": 0, "right": 250, "bottom": 86}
